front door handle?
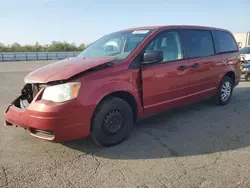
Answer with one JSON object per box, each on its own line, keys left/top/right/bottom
{"left": 191, "top": 63, "right": 199, "bottom": 68}
{"left": 177, "top": 65, "right": 189, "bottom": 71}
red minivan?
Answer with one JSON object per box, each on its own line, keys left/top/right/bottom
{"left": 4, "top": 25, "right": 241, "bottom": 146}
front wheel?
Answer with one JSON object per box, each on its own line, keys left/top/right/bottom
{"left": 91, "top": 97, "right": 134, "bottom": 147}
{"left": 213, "top": 76, "right": 233, "bottom": 106}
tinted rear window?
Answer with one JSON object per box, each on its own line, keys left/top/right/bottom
{"left": 211, "top": 30, "right": 238, "bottom": 53}
{"left": 180, "top": 30, "right": 214, "bottom": 58}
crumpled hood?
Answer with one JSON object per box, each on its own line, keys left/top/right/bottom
{"left": 24, "top": 56, "right": 117, "bottom": 83}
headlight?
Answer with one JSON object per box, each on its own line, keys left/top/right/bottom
{"left": 42, "top": 82, "right": 81, "bottom": 102}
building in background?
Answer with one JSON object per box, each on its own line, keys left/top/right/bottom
{"left": 233, "top": 32, "right": 250, "bottom": 49}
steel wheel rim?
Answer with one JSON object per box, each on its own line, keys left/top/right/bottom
{"left": 102, "top": 110, "right": 124, "bottom": 135}
{"left": 221, "top": 81, "right": 231, "bottom": 101}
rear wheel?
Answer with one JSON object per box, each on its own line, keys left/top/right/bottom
{"left": 213, "top": 76, "right": 233, "bottom": 106}
{"left": 91, "top": 97, "right": 134, "bottom": 147}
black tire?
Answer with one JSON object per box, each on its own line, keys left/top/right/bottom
{"left": 213, "top": 76, "right": 233, "bottom": 106}
{"left": 91, "top": 97, "right": 134, "bottom": 147}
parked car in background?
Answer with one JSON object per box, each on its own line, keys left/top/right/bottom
{"left": 4, "top": 25, "right": 241, "bottom": 147}
{"left": 240, "top": 46, "right": 250, "bottom": 61}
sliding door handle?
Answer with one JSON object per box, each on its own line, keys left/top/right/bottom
{"left": 191, "top": 63, "right": 200, "bottom": 68}
{"left": 177, "top": 65, "right": 189, "bottom": 71}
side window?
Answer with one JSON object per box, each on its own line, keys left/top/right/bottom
{"left": 211, "top": 30, "right": 238, "bottom": 53}
{"left": 180, "top": 30, "right": 214, "bottom": 58}
{"left": 145, "top": 31, "right": 183, "bottom": 62}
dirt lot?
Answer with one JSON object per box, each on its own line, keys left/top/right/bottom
{"left": 0, "top": 61, "right": 250, "bottom": 188}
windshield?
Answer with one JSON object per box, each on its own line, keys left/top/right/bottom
{"left": 78, "top": 29, "right": 154, "bottom": 60}
{"left": 240, "top": 47, "right": 250, "bottom": 54}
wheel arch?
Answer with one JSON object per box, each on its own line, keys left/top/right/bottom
{"left": 90, "top": 91, "right": 138, "bottom": 131}
{"left": 223, "top": 71, "right": 235, "bottom": 86}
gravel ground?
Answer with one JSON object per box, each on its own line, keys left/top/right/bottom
{"left": 0, "top": 61, "right": 250, "bottom": 188}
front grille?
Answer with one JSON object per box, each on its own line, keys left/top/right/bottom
{"left": 22, "top": 83, "right": 47, "bottom": 102}
{"left": 21, "top": 84, "right": 33, "bottom": 103}
{"left": 13, "top": 83, "right": 47, "bottom": 109}
{"left": 32, "top": 84, "right": 40, "bottom": 99}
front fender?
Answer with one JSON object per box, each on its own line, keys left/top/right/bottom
{"left": 92, "top": 81, "right": 140, "bottom": 105}
{"left": 78, "top": 80, "right": 143, "bottom": 118}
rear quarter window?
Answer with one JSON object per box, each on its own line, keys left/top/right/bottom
{"left": 211, "top": 30, "right": 238, "bottom": 53}
{"left": 180, "top": 29, "right": 214, "bottom": 59}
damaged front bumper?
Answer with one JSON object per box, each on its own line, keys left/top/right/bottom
{"left": 4, "top": 83, "right": 91, "bottom": 142}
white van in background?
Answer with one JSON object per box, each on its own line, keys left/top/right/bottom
{"left": 240, "top": 46, "right": 250, "bottom": 61}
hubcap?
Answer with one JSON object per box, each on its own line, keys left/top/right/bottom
{"left": 102, "top": 110, "right": 124, "bottom": 135}
{"left": 221, "top": 81, "right": 231, "bottom": 101}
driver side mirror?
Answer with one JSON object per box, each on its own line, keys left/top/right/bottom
{"left": 141, "top": 50, "right": 163, "bottom": 65}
